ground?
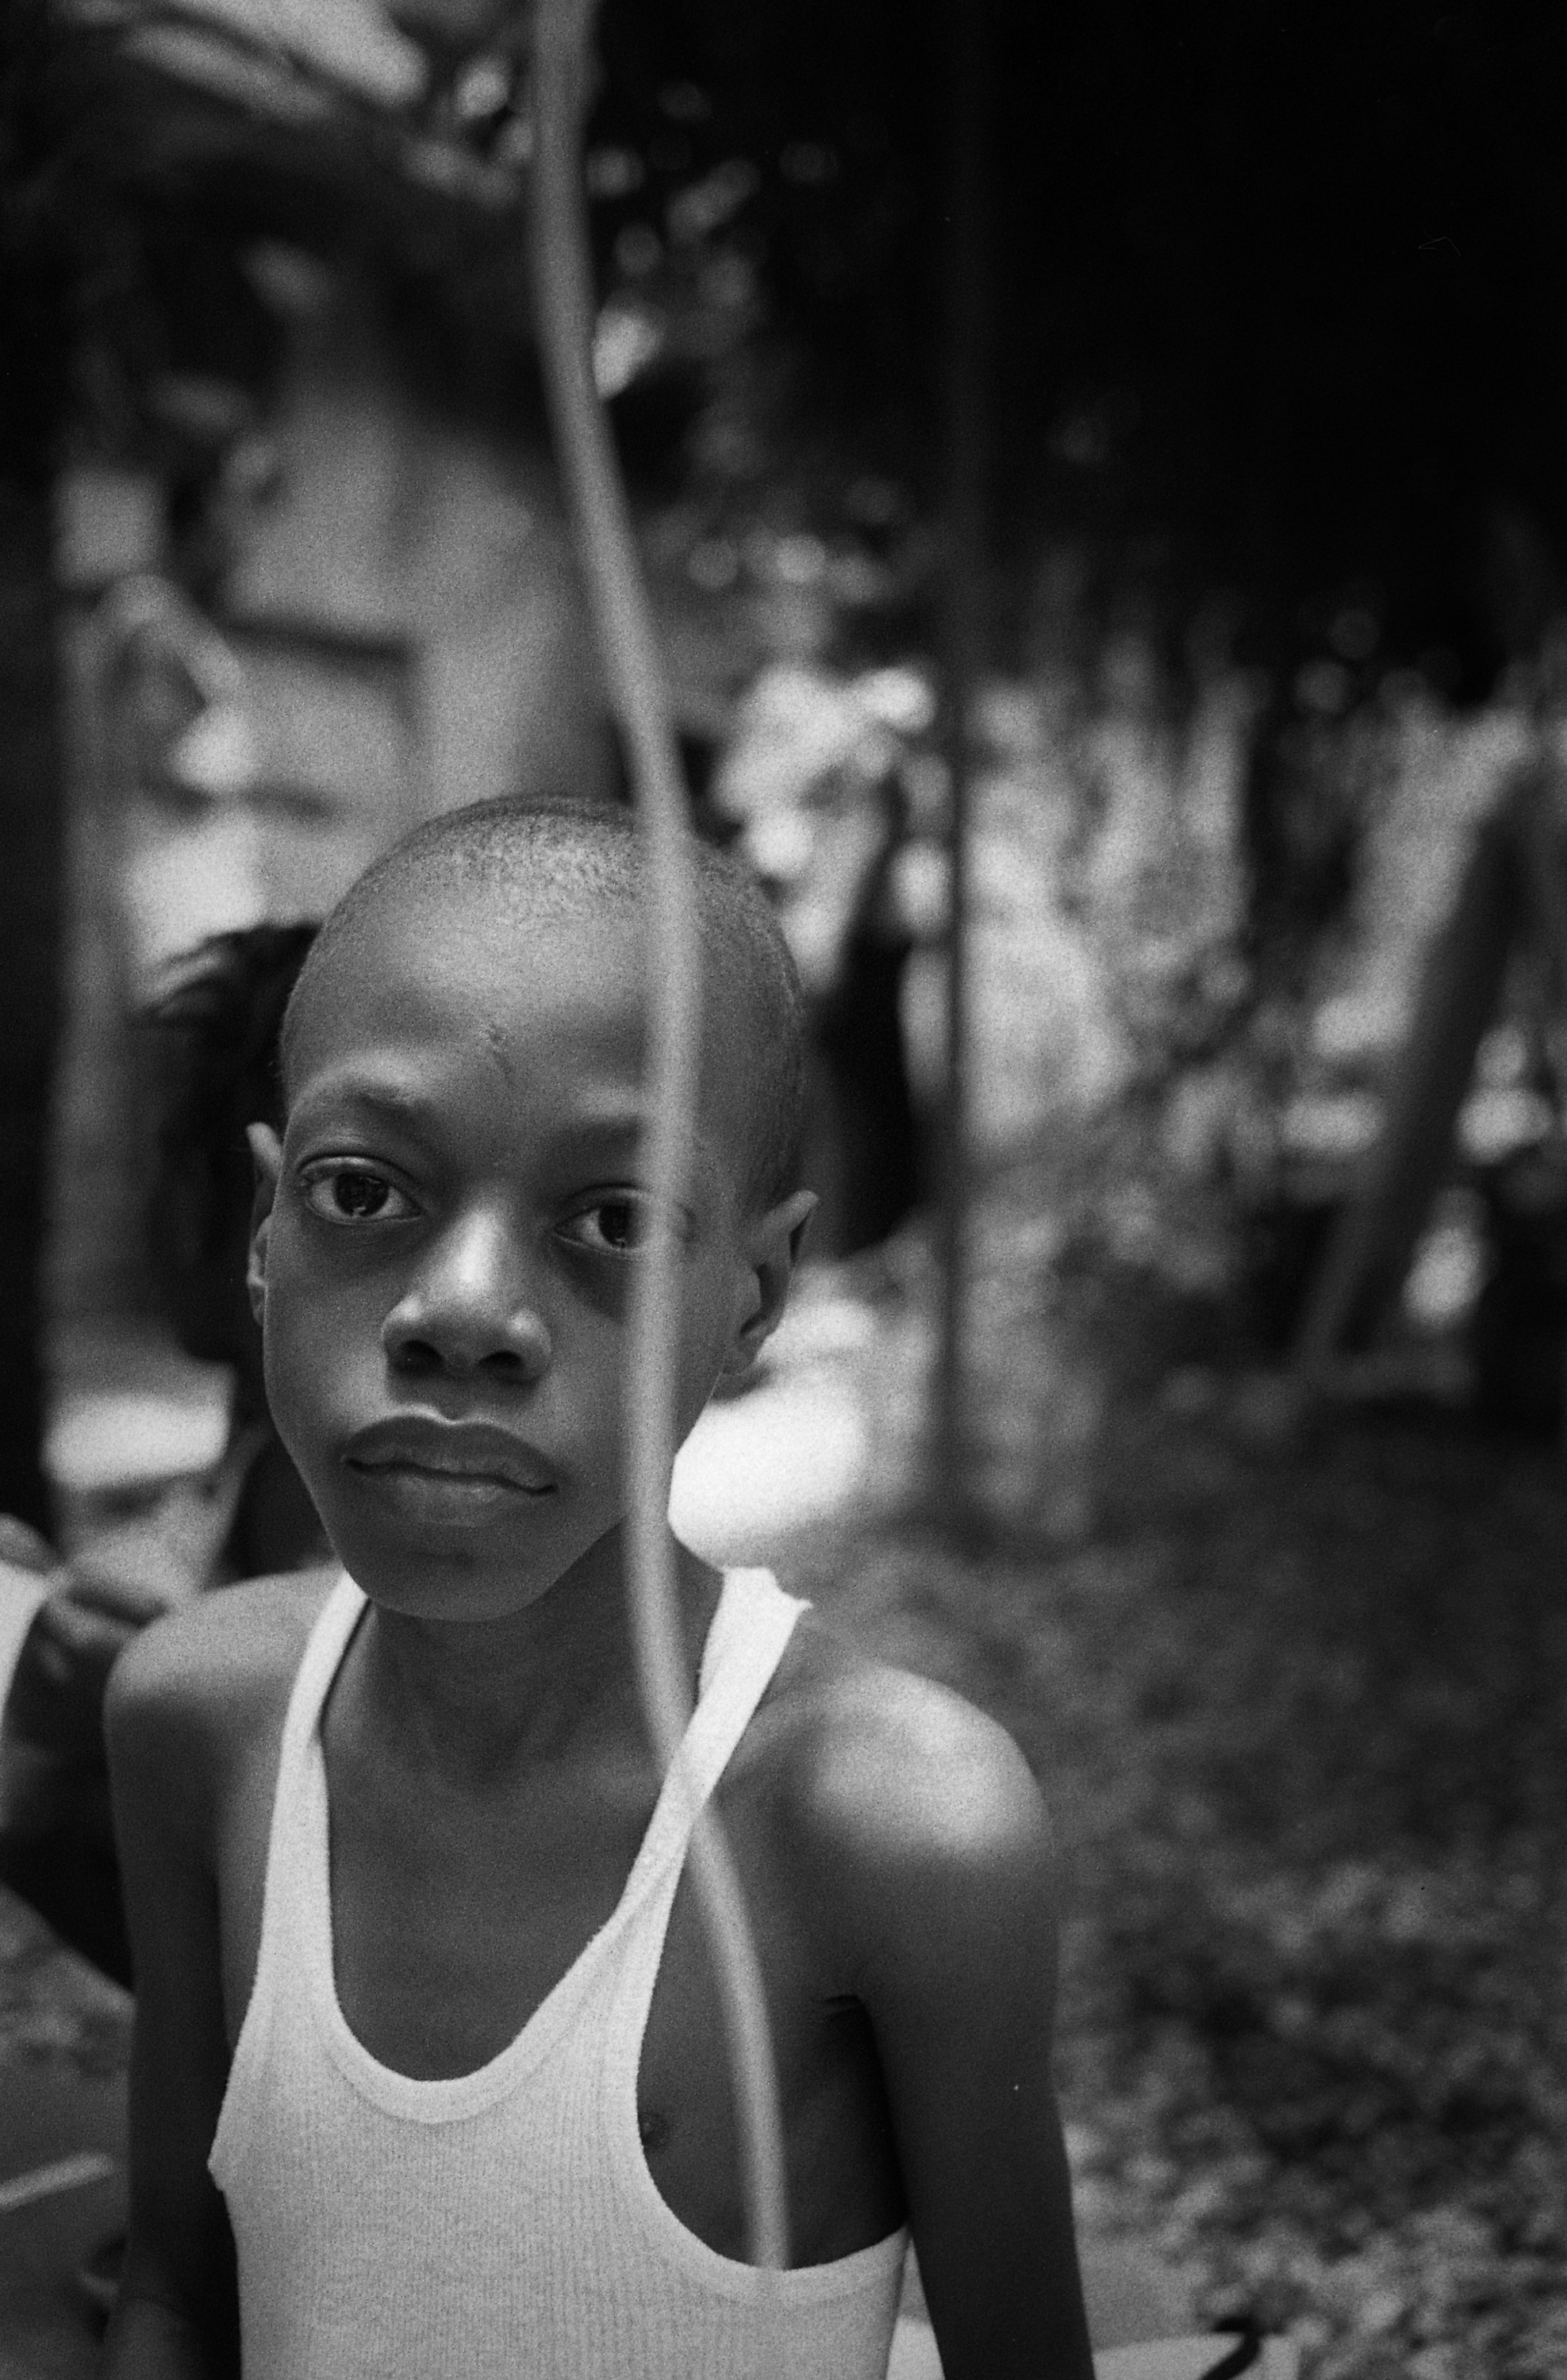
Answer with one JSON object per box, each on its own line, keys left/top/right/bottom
{"left": 787, "top": 1393, "right": 1567, "bottom": 2380}
{"left": 0, "top": 1888, "right": 129, "bottom": 2376}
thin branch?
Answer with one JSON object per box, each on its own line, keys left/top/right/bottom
{"left": 935, "top": 0, "right": 989, "bottom": 1526}
{"left": 529, "top": 0, "right": 790, "bottom": 2281}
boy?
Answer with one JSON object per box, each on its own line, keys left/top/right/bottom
{"left": 103, "top": 798, "right": 1094, "bottom": 2379}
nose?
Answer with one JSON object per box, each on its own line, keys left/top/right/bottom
{"left": 381, "top": 1207, "right": 552, "bottom": 1384}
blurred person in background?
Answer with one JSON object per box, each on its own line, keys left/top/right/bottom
{"left": 0, "top": 923, "right": 325, "bottom": 1987}
{"left": 714, "top": 661, "right": 925, "bottom": 1261}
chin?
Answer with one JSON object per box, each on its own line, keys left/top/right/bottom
{"left": 322, "top": 1506, "right": 616, "bottom": 1623}
{"left": 335, "top": 1541, "right": 559, "bottom": 1622}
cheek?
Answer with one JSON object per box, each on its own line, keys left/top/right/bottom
{"left": 673, "top": 1274, "right": 742, "bottom": 1410}
{"left": 259, "top": 1298, "right": 329, "bottom": 1476}
{"left": 258, "top": 1228, "right": 378, "bottom": 1448}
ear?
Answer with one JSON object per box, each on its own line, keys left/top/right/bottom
{"left": 245, "top": 1124, "right": 283, "bottom": 1327}
{"left": 722, "top": 1189, "right": 817, "bottom": 1378}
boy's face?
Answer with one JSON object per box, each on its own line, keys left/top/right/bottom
{"left": 248, "top": 885, "right": 810, "bottom": 1622}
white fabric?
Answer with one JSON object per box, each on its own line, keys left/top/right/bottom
{"left": 0, "top": 1565, "right": 50, "bottom": 1726}
{"left": 0, "top": 1568, "right": 52, "bottom": 1833}
{"left": 211, "top": 1566, "right": 909, "bottom": 2379}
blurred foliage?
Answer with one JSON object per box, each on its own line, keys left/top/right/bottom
{"left": 16, "top": 0, "right": 1567, "bottom": 1395}
{"left": 581, "top": 1, "right": 1567, "bottom": 699}
{"left": 22, "top": 0, "right": 1567, "bottom": 694}
{"left": 801, "top": 1400, "right": 1567, "bottom": 2376}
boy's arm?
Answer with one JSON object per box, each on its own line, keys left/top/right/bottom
{"left": 821, "top": 1678, "right": 1096, "bottom": 2380}
{"left": 102, "top": 1626, "right": 243, "bottom": 2379}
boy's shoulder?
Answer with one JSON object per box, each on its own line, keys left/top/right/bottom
{"left": 761, "top": 1607, "right": 1056, "bottom": 1960}
{"left": 106, "top": 1567, "right": 336, "bottom": 1818}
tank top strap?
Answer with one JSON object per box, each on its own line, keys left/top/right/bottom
{"left": 255, "top": 1571, "right": 364, "bottom": 1951}
{"left": 259, "top": 1580, "right": 362, "bottom": 1971}
{"left": 620, "top": 1568, "right": 808, "bottom": 1908}
{"left": 275, "top": 1572, "right": 367, "bottom": 1806}
{"left": 211, "top": 1572, "right": 366, "bottom": 2190}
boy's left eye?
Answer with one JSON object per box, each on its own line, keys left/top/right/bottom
{"left": 557, "top": 1195, "right": 669, "bottom": 1256}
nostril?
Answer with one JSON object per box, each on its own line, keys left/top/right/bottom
{"left": 388, "top": 1335, "right": 445, "bottom": 1375}
{"left": 382, "top": 1296, "right": 551, "bottom": 1380}
{"left": 384, "top": 1332, "right": 545, "bottom": 1382}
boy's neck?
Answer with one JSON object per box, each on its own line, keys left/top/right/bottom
{"left": 351, "top": 1528, "right": 723, "bottom": 1792}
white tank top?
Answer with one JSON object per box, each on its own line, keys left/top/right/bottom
{"left": 210, "top": 1568, "right": 908, "bottom": 2379}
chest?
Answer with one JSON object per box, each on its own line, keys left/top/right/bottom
{"left": 217, "top": 1672, "right": 904, "bottom": 2264}
{"left": 316, "top": 1741, "right": 899, "bottom": 2262}
{"left": 328, "top": 1751, "right": 664, "bottom": 2075}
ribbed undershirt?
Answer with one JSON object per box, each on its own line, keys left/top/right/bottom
{"left": 209, "top": 1567, "right": 908, "bottom": 2378}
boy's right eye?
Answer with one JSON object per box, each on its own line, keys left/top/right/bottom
{"left": 298, "top": 1165, "right": 417, "bottom": 1225}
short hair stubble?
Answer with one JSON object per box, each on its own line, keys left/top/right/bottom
{"left": 280, "top": 798, "right": 808, "bottom": 1212}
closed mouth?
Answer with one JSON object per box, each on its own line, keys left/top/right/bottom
{"left": 343, "top": 1418, "right": 557, "bottom": 1497}
{"left": 353, "top": 1460, "right": 553, "bottom": 1496}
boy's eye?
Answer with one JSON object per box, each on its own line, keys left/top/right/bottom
{"left": 558, "top": 1195, "right": 667, "bottom": 1256}
{"left": 299, "top": 1165, "right": 417, "bottom": 1226}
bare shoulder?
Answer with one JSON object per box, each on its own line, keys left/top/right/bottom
{"left": 109, "top": 1565, "right": 335, "bottom": 1725}
{"left": 762, "top": 1610, "right": 1058, "bottom": 1984}
{"left": 774, "top": 1611, "right": 1050, "bottom": 1862}
{"left": 106, "top": 1567, "right": 336, "bottom": 1837}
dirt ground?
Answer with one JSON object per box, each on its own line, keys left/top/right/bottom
{"left": 786, "top": 1393, "right": 1567, "bottom": 2380}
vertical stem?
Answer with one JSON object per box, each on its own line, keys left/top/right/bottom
{"left": 0, "top": 3, "right": 68, "bottom": 1531}
{"left": 529, "top": 0, "right": 789, "bottom": 2280}
{"left": 935, "top": 0, "right": 989, "bottom": 1523}
{"left": 0, "top": 482, "right": 63, "bottom": 1532}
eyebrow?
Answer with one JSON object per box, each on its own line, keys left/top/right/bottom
{"left": 286, "top": 1074, "right": 449, "bottom": 1138}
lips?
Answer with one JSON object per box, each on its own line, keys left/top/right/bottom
{"left": 343, "top": 1415, "right": 557, "bottom": 1497}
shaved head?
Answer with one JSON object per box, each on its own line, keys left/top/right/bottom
{"left": 282, "top": 798, "right": 808, "bottom": 1211}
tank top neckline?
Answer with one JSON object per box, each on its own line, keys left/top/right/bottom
{"left": 296, "top": 1565, "right": 796, "bottom": 2126}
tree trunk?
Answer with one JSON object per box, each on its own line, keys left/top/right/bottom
{"left": 0, "top": 2, "right": 71, "bottom": 1527}
{"left": 0, "top": 483, "right": 64, "bottom": 1528}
